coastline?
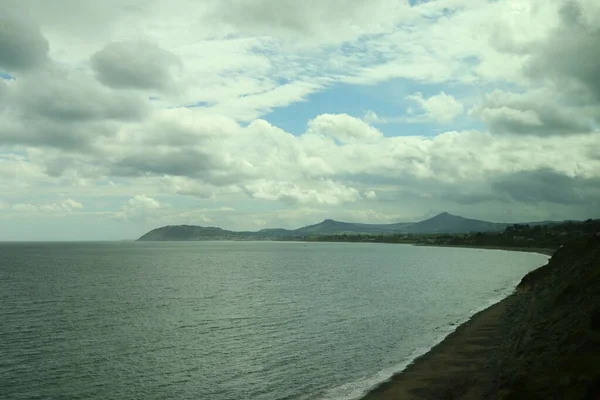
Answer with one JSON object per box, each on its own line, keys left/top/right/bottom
{"left": 413, "top": 243, "right": 556, "bottom": 256}
{"left": 361, "top": 297, "right": 513, "bottom": 399}
{"left": 360, "top": 293, "right": 523, "bottom": 400}
{"left": 360, "top": 238, "right": 600, "bottom": 399}
{"left": 359, "top": 247, "right": 551, "bottom": 400}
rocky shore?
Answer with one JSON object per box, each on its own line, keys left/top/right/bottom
{"left": 362, "top": 236, "right": 600, "bottom": 399}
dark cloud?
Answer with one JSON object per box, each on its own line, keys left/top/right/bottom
{"left": 2, "top": 0, "right": 151, "bottom": 37}
{"left": 17, "top": 72, "right": 149, "bottom": 123}
{"left": 472, "top": 89, "right": 593, "bottom": 136}
{"left": 478, "top": 1, "right": 600, "bottom": 137}
{"left": 0, "top": 13, "right": 49, "bottom": 72}
{"left": 91, "top": 41, "right": 181, "bottom": 91}
{"left": 0, "top": 68, "right": 149, "bottom": 149}
{"left": 0, "top": 121, "right": 116, "bottom": 151}
{"left": 491, "top": 168, "right": 600, "bottom": 206}
{"left": 526, "top": 1, "right": 600, "bottom": 104}
{"left": 110, "top": 148, "right": 254, "bottom": 186}
{"left": 0, "top": 78, "right": 7, "bottom": 106}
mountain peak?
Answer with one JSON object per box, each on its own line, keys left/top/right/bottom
{"left": 428, "top": 212, "right": 461, "bottom": 221}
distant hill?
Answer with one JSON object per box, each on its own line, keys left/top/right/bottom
{"left": 403, "top": 212, "right": 509, "bottom": 234}
{"left": 137, "top": 212, "right": 522, "bottom": 241}
{"left": 138, "top": 225, "right": 242, "bottom": 241}
{"left": 293, "top": 219, "right": 414, "bottom": 235}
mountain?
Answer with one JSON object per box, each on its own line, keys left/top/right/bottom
{"left": 137, "top": 212, "right": 513, "bottom": 241}
{"left": 403, "top": 212, "right": 509, "bottom": 234}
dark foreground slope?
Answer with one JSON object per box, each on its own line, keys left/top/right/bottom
{"left": 494, "top": 237, "right": 600, "bottom": 399}
{"left": 363, "top": 237, "right": 600, "bottom": 400}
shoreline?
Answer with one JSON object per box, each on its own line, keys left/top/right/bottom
{"left": 359, "top": 237, "right": 600, "bottom": 399}
{"left": 301, "top": 239, "right": 557, "bottom": 257}
{"left": 413, "top": 243, "right": 556, "bottom": 256}
{"left": 358, "top": 250, "right": 552, "bottom": 400}
{"left": 360, "top": 293, "right": 519, "bottom": 400}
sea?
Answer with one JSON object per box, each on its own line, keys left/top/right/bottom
{"left": 0, "top": 241, "right": 548, "bottom": 400}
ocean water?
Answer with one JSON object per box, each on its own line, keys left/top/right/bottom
{"left": 0, "top": 241, "right": 547, "bottom": 400}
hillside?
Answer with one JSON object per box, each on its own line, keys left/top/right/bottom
{"left": 137, "top": 225, "right": 242, "bottom": 241}
{"left": 137, "top": 212, "right": 511, "bottom": 241}
{"left": 491, "top": 236, "right": 600, "bottom": 398}
{"left": 402, "top": 212, "right": 508, "bottom": 234}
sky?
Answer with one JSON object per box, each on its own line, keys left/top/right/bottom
{"left": 1, "top": 0, "right": 599, "bottom": 241}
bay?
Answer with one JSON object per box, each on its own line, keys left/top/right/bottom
{"left": 0, "top": 241, "right": 547, "bottom": 400}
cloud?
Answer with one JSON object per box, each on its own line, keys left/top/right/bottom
{"left": 2, "top": 0, "right": 153, "bottom": 37}
{"left": 91, "top": 41, "right": 181, "bottom": 91}
{"left": 243, "top": 179, "right": 362, "bottom": 206}
{"left": 11, "top": 199, "right": 83, "bottom": 213}
{"left": 470, "top": 89, "right": 594, "bottom": 136}
{"left": 160, "top": 176, "right": 216, "bottom": 198}
{"left": 25, "top": 108, "right": 600, "bottom": 189}
{"left": 362, "top": 110, "right": 387, "bottom": 124}
{"left": 364, "top": 190, "right": 377, "bottom": 200}
{"left": 406, "top": 91, "right": 464, "bottom": 124}
{"left": 306, "top": 113, "right": 383, "bottom": 143}
{"left": 524, "top": 1, "right": 600, "bottom": 104}
{"left": 12, "top": 204, "right": 39, "bottom": 212}
{"left": 473, "top": 1, "right": 600, "bottom": 136}
{"left": 115, "top": 194, "right": 168, "bottom": 221}
{"left": 128, "top": 194, "right": 161, "bottom": 209}
{"left": 209, "top": 0, "right": 412, "bottom": 43}
{"left": 0, "top": 66, "right": 150, "bottom": 149}
{"left": 0, "top": 13, "right": 49, "bottom": 71}
{"left": 491, "top": 168, "right": 600, "bottom": 207}
{"left": 0, "top": 78, "right": 8, "bottom": 105}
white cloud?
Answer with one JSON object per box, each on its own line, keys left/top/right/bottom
{"left": 17, "top": 108, "right": 600, "bottom": 212}
{"left": 12, "top": 204, "right": 38, "bottom": 212}
{"left": 114, "top": 194, "right": 166, "bottom": 222}
{"left": 306, "top": 113, "right": 383, "bottom": 143}
{"left": 362, "top": 110, "right": 386, "bottom": 124}
{"left": 406, "top": 91, "right": 464, "bottom": 124}
{"left": 10, "top": 199, "right": 83, "bottom": 213}
{"left": 62, "top": 198, "right": 84, "bottom": 210}
{"left": 244, "top": 179, "right": 362, "bottom": 206}
{"left": 364, "top": 190, "right": 377, "bottom": 200}
{"left": 128, "top": 194, "right": 161, "bottom": 209}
